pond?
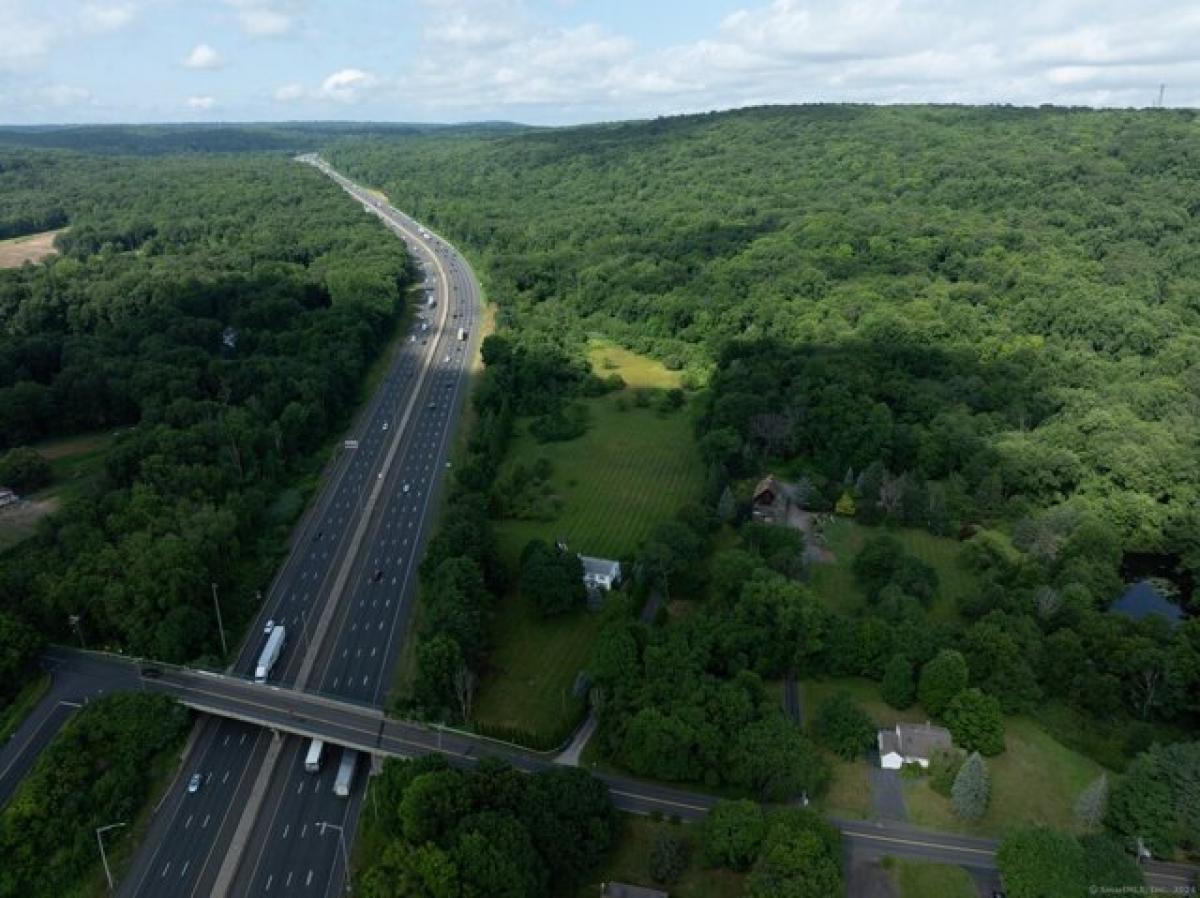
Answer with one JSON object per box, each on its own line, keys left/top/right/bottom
{"left": 1111, "top": 553, "right": 1193, "bottom": 626}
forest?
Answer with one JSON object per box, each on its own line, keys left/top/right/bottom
{"left": 329, "top": 105, "right": 1200, "bottom": 860}
{"left": 0, "top": 147, "right": 412, "bottom": 700}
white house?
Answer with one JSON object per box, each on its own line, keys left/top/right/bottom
{"left": 580, "top": 555, "right": 621, "bottom": 592}
{"left": 877, "top": 722, "right": 953, "bottom": 770}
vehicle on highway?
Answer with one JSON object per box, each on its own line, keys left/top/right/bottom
{"left": 264, "top": 618, "right": 275, "bottom": 634}
{"left": 334, "top": 749, "right": 358, "bottom": 798}
{"left": 402, "top": 482, "right": 410, "bottom": 493}
{"left": 140, "top": 665, "right": 163, "bottom": 678}
{"left": 304, "top": 738, "right": 325, "bottom": 773}
{"left": 187, "top": 773, "right": 202, "bottom": 794}
{"left": 373, "top": 569, "right": 384, "bottom": 582}
{"left": 254, "top": 624, "right": 286, "bottom": 683}
{"left": 427, "top": 401, "right": 436, "bottom": 410}
{"left": 457, "top": 327, "right": 467, "bottom": 340}
{"left": 382, "top": 421, "right": 388, "bottom": 431}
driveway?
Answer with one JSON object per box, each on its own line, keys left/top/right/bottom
{"left": 866, "top": 749, "right": 908, "bottom": 822}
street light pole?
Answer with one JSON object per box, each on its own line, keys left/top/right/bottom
{"left": 95, "top": 821, "right": 126, "bottom": 891}
{"left": 68, "top": 614, "right": 85, "bottom": 649}
{"left": 211, "top": 582, "right": 228, "bottom": 657}
{"left": 317, "top": 821, "right": 352, "bottom": 894}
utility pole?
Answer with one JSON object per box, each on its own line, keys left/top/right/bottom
{"left": 316, "top": 821, "right": 352, "bottom": 894}
{"left": 1158, "top": 83, "right": 1166, "bottom": 107}
{"left": 68, "top": 614, "right": 85, "bottom": 649}
{"left": 211, "top": 582, "right": 228, "bottom": 658}
{"left": 96, "top": 821, "right": 126, "bottom": 891}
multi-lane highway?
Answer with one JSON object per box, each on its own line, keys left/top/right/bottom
{"left": 115, "top": 157, "right": 480, "bottom": 898}
{"left": 33, "top": 646, "right": 1200, "bottom": 896}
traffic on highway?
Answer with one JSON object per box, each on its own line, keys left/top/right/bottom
{"left": 117, "top": 158, "right": 480, "bottom": 898}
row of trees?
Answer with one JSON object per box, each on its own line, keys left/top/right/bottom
{"left": 0, "top": 693, "right": 190, "bottom": 897}
{"left": 702, "top": 802, "right": 843, "bottom": 897}
{"left": 0, "top": 150, "right": 412, "bottom": 687}
{"left": 356, "top": 755, "right": 617, "bottom": 898}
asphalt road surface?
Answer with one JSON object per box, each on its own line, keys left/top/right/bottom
{"left": 118, "top": 158, "right": 479, "bottom": 898}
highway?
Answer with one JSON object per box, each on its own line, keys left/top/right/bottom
{"left": 34, "top": 647, "right": 1200, "bottom": 895}
{"left": 115, "top": 157, "right": 480, "bottom": 898}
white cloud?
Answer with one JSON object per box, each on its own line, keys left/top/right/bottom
{"left": 81, "top": 2, "right": 137, "bottom": 32}
{"left": 225, "top": 0, "right": 297, "bottom": 36}
{"left": 186, "top": 95, "right": 216, "bottom": 110}
{"left": 317, "top": 68, "right": 380, "bottom": 102}
{"left": 183, "top": 43, "right": 223, "bottom": 69}
{"left": 274, "top": 82, "right": 305, "bottom": 101}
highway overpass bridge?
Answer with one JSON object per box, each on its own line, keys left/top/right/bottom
{"left": 27, "top": 647, "right": 1199, "bottom": 895}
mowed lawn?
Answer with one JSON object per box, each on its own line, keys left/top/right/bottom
{"left": 476, "top": 343, "right": 704, "bottom": 741}
{"left": 904, "top": 715, "right": 1108, "bottom": 837}
{"left": 809, "top": 517, "right": 975, "bottom": 625}
{"left": 890, "top": 859, "right": 978, "bottom": 898}
{"left": 802, "top": 677, "right": 1109, "bottom": 836}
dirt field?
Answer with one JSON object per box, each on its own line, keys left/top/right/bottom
{"left": 0, "top": 230, "right": 63, "bottom": 268}
{"left": 0, "top": 497, "right": 58, "bottom": 552}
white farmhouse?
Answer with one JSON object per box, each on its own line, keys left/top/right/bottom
{"left": 877, "top": 722, "right": 953, "bottom": 770}
{"left": 580, "top": 555, "right": 621, "bottom": 592}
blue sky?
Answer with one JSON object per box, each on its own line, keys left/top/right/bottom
{"left": 2, "top": 0, "right": 1197, "bottom": 125}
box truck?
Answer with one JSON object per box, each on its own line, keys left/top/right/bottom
{"left": 304, "top": 739, "right": 325, "bottom": 773}
{"left": 254, "top": 625, "right": 286, "bottom": 683}
{"left": 333, "top": 748, "right": 358, "bottom": 798}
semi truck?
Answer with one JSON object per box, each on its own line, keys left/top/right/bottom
{"left": 304, "top": 738, "right": 325, "bottom": 773}
{"left": 254, "top": 624, "right": 286, "bottom": 683}
{"left": 457, "top": 327, "right": 466, "bottom": 341}
{"left": 333, "top": 748, "right": 358, "bottom": 798}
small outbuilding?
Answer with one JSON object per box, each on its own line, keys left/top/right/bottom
{"left": 0, "top": 488, "right": 19, "bottom": 509}
{"left": 601, "top": 884, "right": 669, "bottom": 898}
{"left": 878, "top": 722, "right": 953, "bottom": 770}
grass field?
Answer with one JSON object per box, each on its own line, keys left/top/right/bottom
{"left": 889, "top": 858, "right": 978, "bottom": 898}
{"left": 0, "top": 430, "right": 117, "bottom": 552}
{"left": 904, "top": 715, "right": 1108, "bottom": 837}
{"left": 808, "top": 517, "right": 975, "bottom": 624}
{"left": 493, "top": 342, "right": 702, "bottom": 565}
{"left": 476, "top": 344, "right": 704, "bottom": 741}
{"left": 802, "top": 677, "right": 1107, "bottom": 835}
{"left": 576, "top": 816, "right": 745, "bottom": 898}
{"left": 0, "top": 229, "right": 62, "bottom": 268}
{"left": 471, "top": 591, "right": 607, "bottom": 742}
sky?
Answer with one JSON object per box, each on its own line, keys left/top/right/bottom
{"left": 1, "top": 0, "right": 1197, "bottom": 125}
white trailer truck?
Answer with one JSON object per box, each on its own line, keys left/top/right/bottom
{"left": 254, "top": 624, "right": 286, "bottom": 683}
{"left": 304, "top": 739, "right": 325, "bottom": 773}
{"left": 457, "top": 327, "right": 466, "bottom": 341}
{"left": 333, "top": 748, "right": 358, "bottom": 798}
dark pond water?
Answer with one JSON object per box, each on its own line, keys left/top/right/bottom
{"left": 1112, "top": 553, "right": 1192, "bottom": 625}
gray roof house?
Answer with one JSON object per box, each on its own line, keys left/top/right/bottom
{"left": 601, "top": 884, "right": 668, "bottom": 898}
{"left": 878, "top": 722, "right": 953, "bottom": 769}
{"left": 580, "top": 555, "right": 621, "bottom": 592}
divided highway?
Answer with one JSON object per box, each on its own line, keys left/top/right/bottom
{"left": 116, "top": 157, "right": 480, "bottom": 898}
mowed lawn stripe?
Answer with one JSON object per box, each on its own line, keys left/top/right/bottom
{"left": 476, "top": 349, "right": 704, "bottom": 740}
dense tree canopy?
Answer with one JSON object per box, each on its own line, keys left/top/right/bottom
{"left": 0, "top": 150, "right": 412, "bottom": 677}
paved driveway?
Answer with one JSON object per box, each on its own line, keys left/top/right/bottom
{"left": 866, "top": 749, "right": 908, "bottom": 822}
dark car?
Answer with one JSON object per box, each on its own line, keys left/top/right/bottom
{"left": 140, "top": 666, "right": 163, "bottom": 679}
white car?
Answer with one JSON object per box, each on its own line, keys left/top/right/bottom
{"left": 188, "top": 773, "right": 202, "bottom": 794}
{"left": 402, "top": 482, "right": 411, "bottom": 493}
{"left": 264, "top": 619, "right": 275, "bottom": 635}
{"left": 382, "top": 422, "right": 389, "bottom": 431}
